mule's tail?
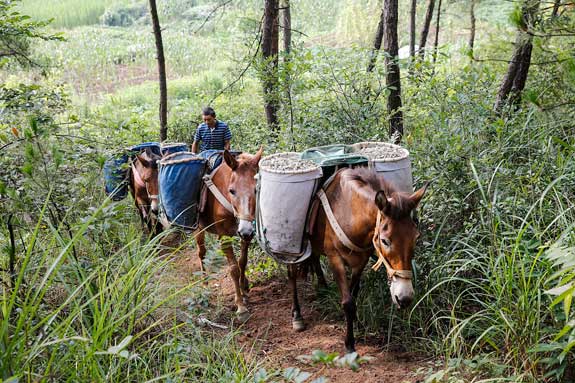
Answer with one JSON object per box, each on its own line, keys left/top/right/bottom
{"left": 289, "top": 254, "right": 327, "bottom": 287}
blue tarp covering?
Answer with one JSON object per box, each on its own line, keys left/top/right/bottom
{"left": 161, "top": 143, "right": 189, "bottom": 156}
{"left": 130, "top": 142, "right": 161, "bottom": 156}
{"left": 104, "top": 153, "right": 129, "bottom": 201}
{"left": 159, "top": 152, "right": 206, "bottom": 229}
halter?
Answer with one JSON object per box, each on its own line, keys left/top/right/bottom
{"left": 132, "top": 163, "right": 159, "bottom": 203}
{"left": 371, "top": 210, "right": 413, "bottom": 281}
{"left": 203, "top": 164, "right": 253, "bottom": 222}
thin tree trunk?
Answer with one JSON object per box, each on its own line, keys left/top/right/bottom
{"left": 418, "top": 0, "right": 436, "bottom": 58}
{"left": 281, "top": 0, "right": 294, "bottom": 148}
{"left": 148, "top": 0, "right": 167, "bottom": 141}
{"left": 409, "top": 0, "right": 417, "bottom": 57}
{"left": 494, "top": 0, "right": 540, "bottom": 112}
{"left": 262, "top": 0, "right": 279, "bottom": 131}
{"left": 469, "top": 0, "right": 476, "bottom": 57}
{"left": 367, "top": 7, "right": 384, "bottom": 73}
{"left": 383, "top": 0, "right": 403, "bottom": 142}
{"left": 551, "top": 0, "right": 561, "bottom": 17}
{"left": 432, "top": 0, "right": 442, "bottom": 65}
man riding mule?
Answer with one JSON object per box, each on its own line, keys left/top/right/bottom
{"left": 288, "top": 167, "right": 427, "bottom": 353}
{"left": 195, "top": 148, "right": 264, "bottom": 319}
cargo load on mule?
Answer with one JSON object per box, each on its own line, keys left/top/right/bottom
{"left": 160, "top": 142, "right": 189, "bottom": 156}
{"left": 255, "top": 153, "right": 323, "bottom": 264}
{"left": 158, "top": 152, "right": 206, "bottom": 230}
{"left": 255, "top": 142, "right": 413, "bottom": 264}
{"left": 103, "top": 142, "right": 161, "bottom": 201}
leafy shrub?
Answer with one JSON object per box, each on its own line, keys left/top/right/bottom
{"left": 100, "top": 2, "right": 148, "bottom": 27}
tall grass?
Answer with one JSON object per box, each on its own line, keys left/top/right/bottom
{"left": 0, "top": 195, "right": 262, "bottom": 381}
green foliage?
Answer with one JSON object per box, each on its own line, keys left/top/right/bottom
{"left": 100, "top": 2, "right": 148, "bottom": 27}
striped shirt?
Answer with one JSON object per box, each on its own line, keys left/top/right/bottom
{"left": 193, "top": 120, "right": 232, "bottom": 151}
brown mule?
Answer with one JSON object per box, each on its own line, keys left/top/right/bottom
{"left": 289, "top": 167, "right": 427, "bottom": 353}
{"left": 195, "top": 148, "right": 263, "bottom": 318}
{"left": 128, "top": 147, "right": 163, "bottom": 237}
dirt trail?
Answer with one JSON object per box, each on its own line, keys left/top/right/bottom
{"left": 170, "top": 245, "right": 426, "bottom": 383}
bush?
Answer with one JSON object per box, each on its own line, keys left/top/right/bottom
{"left": 100, "top": 3, "right": 148, "bottom": 27}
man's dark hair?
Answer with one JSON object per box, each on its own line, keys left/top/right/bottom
{"left": 202, "top": 106, "right": 216, "bottom": 117}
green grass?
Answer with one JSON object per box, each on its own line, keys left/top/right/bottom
{"left": 19, "top": 0, "right": 132, "bottom": 28}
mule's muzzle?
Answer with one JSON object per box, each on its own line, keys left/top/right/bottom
{"left": 237, "top": 219, "right": 254, "bottom": 241}
{"left": 390, "top": 277, "right": 414, "bottom": 309}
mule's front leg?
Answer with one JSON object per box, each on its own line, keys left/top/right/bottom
{"left": 195, "top": 230, "right": 207, "bottom": 273}
{"left": 288, "top": 265, "right": 305, "bottom": 331}
{"left": 239, "top": 239, "right": 250, "bottom": 297}
{"left": 220, "top": 236, "right": 249, "bottom": 319}
{"left": 329, "top": 256, "right": 356, "bottom": 353}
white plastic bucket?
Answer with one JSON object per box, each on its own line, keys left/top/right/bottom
{"left": 256, "top": 153, "right": 322, "bottom": 262}
{"left": 351, "top": 142, "right": 413, "bottom": 193}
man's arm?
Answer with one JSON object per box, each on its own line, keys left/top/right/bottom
{"left": 191, "top": 140, "right": 200, "bottom": 153}
{"left": 224, "top": 140, "right": 231, "bottom": 150}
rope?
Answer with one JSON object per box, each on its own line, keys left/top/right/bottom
{"left": 316, "top": 189, "right": 372, "bottom": 253}
{"left": 203, "top": 165, "right": 235, "bottom": 215}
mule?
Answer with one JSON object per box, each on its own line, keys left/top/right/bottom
{"left": 128, "top": 147, "right": 163, "bottom": 237}
{"left": 195, "top": 148, "right": 263, "bottom": 318}
{"left": 289, "top": 167, "right": 427, "bottom": 352}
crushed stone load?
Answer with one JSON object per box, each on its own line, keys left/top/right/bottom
{"left": 352, "top": 142, "right": 409, "bottom": 161}
{"left": 259, "top": 152, "right": 319, "bottom": 173}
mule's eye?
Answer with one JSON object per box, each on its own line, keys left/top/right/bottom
{"left": 381, "top": 237, "right": 391, "bottom": 248}
{"left": 229, "top": 188, "right": 236, "bottom": 196}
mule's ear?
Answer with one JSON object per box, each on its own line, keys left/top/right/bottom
{"left": 136, "top": 153, "right": 151, "bottom": 168}
{"left": 252, "top": 146, "right": 264, "bottom": 166}
{"left": 375, "top": 190, "right": 390, "bottom": 212}
{"left": 223, "top": 149, "right": 238, "bottom": 170}
{"left": 410, "top": 181, "right": 429, "bottom": 208}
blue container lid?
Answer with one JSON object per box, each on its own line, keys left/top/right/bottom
{"left": 130, "top": 142, "right": 161, "bottom": 156}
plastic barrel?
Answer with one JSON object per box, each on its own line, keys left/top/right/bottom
{"left": 351, "top": 142, "right": 413, "bottom": 192}
{"left": 256, "top": 153, "right": 323, "bottom": 263}
{"left": 103, "top": 153, "right": 129, "bottom": 201}
{"left": 161, "top": 142, "right": 189, "bottom": 156}
{"left": 158, "top": 152, "right": 206, "bottom": 229}
{"left": 130, "top": 142, "right": 162, "bottom": 156}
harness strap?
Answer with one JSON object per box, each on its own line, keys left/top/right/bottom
{"left": 202, "top": 165, "right": 252, "bottom": 220}
{"left": 317, "top": 189, "right": 372, "bottom": 253}
{"left": 131, "top": 163, "right": 146, "bottom": 188}
{"left": 371, "top": 210, "right": 413, "bottom": 280}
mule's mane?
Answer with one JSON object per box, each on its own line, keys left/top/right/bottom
{"left": 344, "top": 167, "right": 414, "bottom": 219}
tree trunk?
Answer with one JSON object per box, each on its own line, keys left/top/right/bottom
{"left": 281, "top": 0, "right": 295, "bottom": 148}
{"left": 418, "top": 0, "right": 436, "bottom": 58}
{"left": 469, "top": 0, "right": 476, "bottom": 57}
{"left": 551, "top": 0, "right": 561, "bottom": 17}
{"left": 432, "top": 0, "right": 442, "bottom": 65}
{"left": 494, "top": 0, "right": 540, "bottom": 112}
{"left": 282, "top": 0, "right": 291, "bottom": 55}
{"left": 367, "top": 7, "right": 385, "bottom": 73}
{"left": 148, "top": 0, "right": 167, "bottom": 141}
{"left": 409, "top": 0, "right": 417, "bottom": 57}
{"left": 383, "top": 0, "right": 403, "bottom": 142}
{"left": 262, "top": 0, "right": 279, "bottom": 131}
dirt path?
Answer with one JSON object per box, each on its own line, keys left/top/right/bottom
{"left": 170, "top": 244, "right": 427, "bottom": 383}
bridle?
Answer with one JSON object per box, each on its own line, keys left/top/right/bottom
{"left": 371, "top": 210, "right": 413, "bottom": 281}
{"left": 132, "top": 161, "right": 159, "bottom": 207}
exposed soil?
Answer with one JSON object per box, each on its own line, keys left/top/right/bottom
{"left": 163, "top": 236, "right": 428, "bottom": 383}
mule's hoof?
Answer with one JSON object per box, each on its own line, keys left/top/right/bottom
{"left": 236, "top": 307, "right": 250, "bottom": 322}
{"left": 292, "top": 319, "right": 306, "bottom": 332}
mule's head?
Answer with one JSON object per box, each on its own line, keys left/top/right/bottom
{"left": 373, "top": 184, "right": 427, "bottom": 309}
{"left": 223, "top": 147, "right": 263, "bottom": 240}
{"left": 135, "top": 147, "right": 162, "bottom": 215}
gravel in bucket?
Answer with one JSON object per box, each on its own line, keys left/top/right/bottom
{"left": 260, "top": 152, "right": 319, "bottom": 173}
{"left": 353, "top": 142, "right": 409, "bottom": 161}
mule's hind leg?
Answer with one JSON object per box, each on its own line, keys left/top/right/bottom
{"left": 312, "top": 254, "right": 328, "bottom": 288}
{"left": 220, "top": 236, "right": 248, "bottom": 318}
{"left": 288, "top": 264, "right": 306, "bottom": 331}
{"left": 195, "top": 230, "right": 207, "bottom": 273}
{"left": 239, "top": 239, "right": 250, "bottom": 298}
